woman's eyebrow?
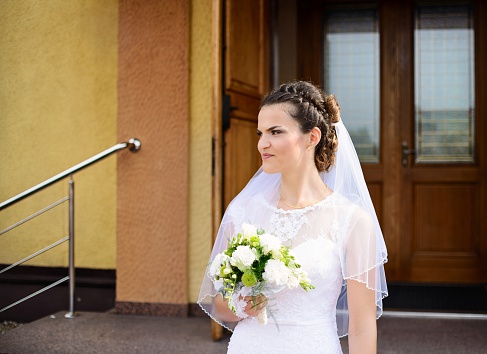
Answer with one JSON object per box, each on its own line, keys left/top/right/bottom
{"left": 267, "top": 126, "right": 282, "bottom": 131}
{"left": 257, "top": 125, "right": 283, "bottom": 132}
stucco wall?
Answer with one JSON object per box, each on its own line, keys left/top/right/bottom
{"left": 0, "top": 0, "right": 214, "bottom": 306}
{"left": 116, "top": 0, "right": 190, "bottom": 309}
{"left": 188, "top": 0, "right": 214, "bottom": 303}
{"left": 0, "top": 1, "right": 118, "bottom": 269}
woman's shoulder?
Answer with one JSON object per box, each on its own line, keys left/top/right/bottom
{"left": 328, "top": 192, "right": 374, "bottom": 228}
{"left": 223, "top": 193, "right": 271, "bottom": 223}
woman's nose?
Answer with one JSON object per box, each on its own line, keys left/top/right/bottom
{"left": 258, "top": 136, "right": 270, "bottom": 150}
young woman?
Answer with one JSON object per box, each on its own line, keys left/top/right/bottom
{"left": 198, "top": 81, "right": 388, "bottom": 353}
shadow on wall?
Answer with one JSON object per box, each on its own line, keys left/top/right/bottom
{"left": 0, "top": 266, "right": 115, "bottom": 323}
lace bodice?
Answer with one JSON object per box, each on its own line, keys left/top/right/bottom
{"left": 226, "top": 193, "right": 351, "bottom": 353}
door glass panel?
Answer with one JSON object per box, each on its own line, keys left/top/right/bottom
{"left": 324, "top": 8, "right": 380, "bottom": 163}
{"left": 414, "top": 4, "right": 475, "bottom": 163}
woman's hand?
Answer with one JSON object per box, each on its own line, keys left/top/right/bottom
{"left": 213, "top": 293, "right": 268, "bottom": 323}
{"left": 243, "top": 294, "right": 268, "bottom": 317}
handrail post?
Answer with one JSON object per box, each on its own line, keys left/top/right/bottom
{"left": 65, "top": 176, "right": 77, "bottom": 318}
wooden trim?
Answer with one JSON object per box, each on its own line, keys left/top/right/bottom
{"left": 212, "top": 0, "right": 223, "bottom": 246}
{"left": 297, "top": 0, "right": 323, "bottom": 83}
{"left": 260, "top": 0, "right": 270, "bottom": 94}
{"left": 211, "top": 0, "right": 224, "bottom": 341}
{"left": 379, "top": 0, "right": 408, "bottom": 281}
{"left": 396, "top": 0, "right": 415, "bottom": 281}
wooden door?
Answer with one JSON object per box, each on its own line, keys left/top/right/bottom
{"left": 297, "top": 0, "right": 487, "bottom": 283}
{"left": 398, "top": 0, "right": 487, "bottom": 283}
{"left": 223, "top": 0, "right": 269, "bottom": 207}
{"left": 211, "top": 0, "right": 269, "bottom": 340}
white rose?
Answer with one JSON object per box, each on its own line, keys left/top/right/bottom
{"left": 241, "top": 223, "right": 257, "bottom": 241}
{"left": 230, "top": 245, "right": 257, "bottom": 271}
{"left": 209, "top": 253, "right": 229, "bottom": 278}
{"left": 259, "top": 233, "right": 282, "bottom": 255}
{"left": 263, "top": 259, "right": 290, "bottom": 286}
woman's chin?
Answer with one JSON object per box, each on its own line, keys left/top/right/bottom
{"left": 261, "top": 164, "right": 279, "bottom": 174}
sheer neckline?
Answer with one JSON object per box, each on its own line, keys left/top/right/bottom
{"left": 270, "top": 192, "right": 337, "bottom": 214}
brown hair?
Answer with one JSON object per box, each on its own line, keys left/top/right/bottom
{"left": 260, "top": 81, "right": 340, "bottom": 172}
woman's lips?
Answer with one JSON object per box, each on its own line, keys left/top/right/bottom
{"left": 262, "top": 153, "right": 274, "bottom": 160}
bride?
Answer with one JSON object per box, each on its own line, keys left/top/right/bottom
{"left": 198, "top": 81, "right": 388, "bottom": 353}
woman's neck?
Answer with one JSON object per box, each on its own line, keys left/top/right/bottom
{"left": 279, "top": 165, "right": 328, "bottom": 208}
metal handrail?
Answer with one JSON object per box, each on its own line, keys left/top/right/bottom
{"left": 0, "top": 137, "right": 141, "bottom": 318}
{"left": 0, "top": 197, "right": 69, "bottom": 235}
{"left": 0, "top": 138, "right": 141, "bottom": 211}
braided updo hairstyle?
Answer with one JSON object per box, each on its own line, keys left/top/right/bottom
{"left": 260, "top": 81, "right": 341, "bottom": 172}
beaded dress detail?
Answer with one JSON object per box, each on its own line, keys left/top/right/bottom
{"left": 227, "top": 194, "right": 347, "bottom": 353}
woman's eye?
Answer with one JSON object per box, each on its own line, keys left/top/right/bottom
{"left": 256, "top": 131, "right": 262, "bottom": 137}
{"left": 271, "top": 130, "right": 281, "bottom": 135}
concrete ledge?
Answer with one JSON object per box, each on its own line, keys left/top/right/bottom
{"left": 115, "top": 301, "right": 188, "bottom": 317}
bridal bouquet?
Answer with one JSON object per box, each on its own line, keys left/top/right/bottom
{"left": 209, "top": 223, "right": 314, "bottom": 324}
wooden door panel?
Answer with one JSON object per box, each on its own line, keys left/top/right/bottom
{"left": 367, "top": 182, "right": 383, "bottom": 228}
{"left": 398, "top": 0, "right": 486, "bottom": 283}
{"left": 231, "top": 93, "right": 261, "bottom": 121}
{"left": 226, "top": 0, "right": 268, "bottom": 98}
{"left": 224, "top": 0, "right": 268, "bottom": 207}
{"left": 413, "top": 184, "right": 478, "bottom": 254}
{"left": 404, "top": 183, "right": 481, "bottom": 283}
{"left": 224, "top": 119, "right": 261, "bottom": 207}
{"left": 213, "top": 0, "right": 269, "bottom": 340}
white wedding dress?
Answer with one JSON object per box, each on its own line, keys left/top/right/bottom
{"left": 223, "top": 192, "right": 380, "bottom": 354}
{"left": 198, "top": 121, "right": 388, "bottom": 354}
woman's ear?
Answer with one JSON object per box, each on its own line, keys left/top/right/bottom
{"left": 309, "top": 127, "right": 322, "bottom": 146}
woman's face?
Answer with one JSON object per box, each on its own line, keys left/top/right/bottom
{"left": 257, "top": 104, "right": 311, "bottom": 174}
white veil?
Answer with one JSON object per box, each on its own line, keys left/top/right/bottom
{"left": 197, "top": 119, "right": 388, "bottom": 337}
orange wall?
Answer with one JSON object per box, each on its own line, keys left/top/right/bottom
{"left": 116, "top": 0, "right": 190, "bottom": 312}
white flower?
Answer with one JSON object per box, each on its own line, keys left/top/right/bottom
{"left": 287, "top": 273, "right": 300, "bottom": 289}
{"left": 230, "top": 245, "right": 256, "bottom": 271}
{"left": 271, "top": 249, "right": 283, "bottom": 260}
{"left": 259, "top": 233, "right": 282, "bottom": 254}
{"left": 297, "top": 269, "right": 311, "bottom": 284}
{"left": 209, "top": 253, "right": 229, "bottom": 278}
{"left": 263, "top": 259, "right": 290, "bottom": 286}
{"left": 241, "top": 223, "right": 257, "bottom": 241}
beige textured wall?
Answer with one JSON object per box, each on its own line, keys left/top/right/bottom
{"left": 0, "top": 1, "right": 118, "bottom": 269}
{"left": 117, "top": 0, "right": 190, "bottom": 305}
{"left": 188, "top": 0, "right": 214, "bottom": 303}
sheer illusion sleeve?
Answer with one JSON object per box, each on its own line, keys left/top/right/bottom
{"left": 197, "top": 213, "right": 238, "bottom": 331}
{"left": 197, "top": 169, "right": 282, "bottom": 331}
{"left": 335, "top": 204, "right": 388, "bottom": 337}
